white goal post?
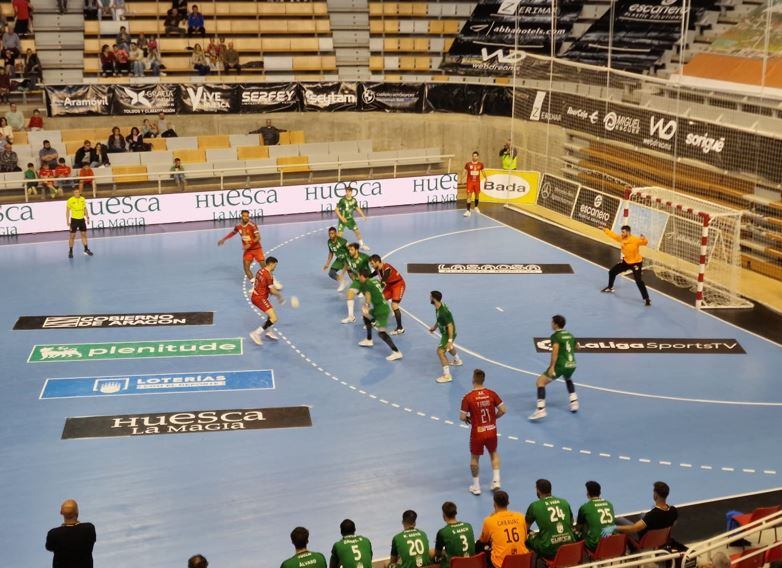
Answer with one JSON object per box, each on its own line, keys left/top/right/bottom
{"left": 623, "top": 186, "right": 752, "bottom": 309}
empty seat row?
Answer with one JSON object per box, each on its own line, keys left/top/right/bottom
{"left": 119, "top": 1, "right": 329, "bottom": 17}
{"left": 369, "top": 19, "right": 463, "bottom": 35}
{"left": 85, "top": 19, "right": 331, "bottom": 37}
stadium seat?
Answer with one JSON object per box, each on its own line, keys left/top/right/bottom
{"left": 12, "top": 131, "right": 28, "bottom": 145}
{"left": 451, "top": 552, "right": 487, "bottom": 568}
{"left": 586, "top": 534, "right": 627, "bottom": 561}
{"left": 109, "top": 153, "right": 142, "bottom": 166}
{"left": 730, "top": 549, "right": 766, "bottom": 568}
{"left": 328, "top": 141, "right": 360, "bottom": 155}
{"left": 277, "top": 156, "right": 309, "bottom": 173}
{"left": 92, "top": 166, "right": 113, "bottom": 184}
{"left": 212, "top": 160, "right": 246, "bottom": 177}
{"left": 338, "top": 154, "right": 370, "bottom": 169}
{"left": 182, "top": 163, "right": 212, "bottom": 180}
{"left": 288, "top": 130, "right": 306, "bottom": 144}
{"left": 165, "top": 137, "right": 199, "bottom": 150}
{"left": 197, "top": 136, "right": 231, "bottom": 150}
{"left": 172, "top": 149, "right": 206, "bottom": 164}
{"left": 112, "top": 165, "right": 148, "bottom": 184}
{"left": 634, "top": 527, "right": 671, "bottom": 552}
{"left": 730, "top": 506, "right": 781, "bottom": 542}
{"left": 229, "top": 134, "right": 261, "bottom": 148}
{"left": 501, "top": 552, "right": 533, "bottom": 568}
{"left": 269, "top": 145, "right": 300, "bottom": 159}
{"left": 65, "top": 141, "right": 86, "bottom": 155}
{"left": 299, "top": 142, "right": 331, "bottom": 155}
{"left": 237, "top": 146, "right": 270, "bottom": 160}
{"left": 206, "top": 148, "right": 238, "bottom": 162}
{"left": 244, "top": 158, "right": 278, "bottom": 175}
{"left": 543, "top": 541, "right": 584, "bottom": 568}
{"left": 139, "top": 151, "right": 173, "bottom": 165}
{"left": 147, "top": 138, "right": 168, "bottom": 151}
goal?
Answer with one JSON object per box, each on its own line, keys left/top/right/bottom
{"left": 624, "top": 187, "right": 752, "bottom": 309}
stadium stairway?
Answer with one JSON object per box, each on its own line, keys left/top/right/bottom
{"left": 32, "top": 0, "right": 85, "bottom": 84}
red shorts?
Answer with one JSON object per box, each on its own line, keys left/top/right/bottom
{"left": 243, "top": 247, "right": 265, "bottom": 263}
{"left": 383, "top": 281, "right": 405, "bottom": 303}
{"left": 466, "top": 182, "right": 481, "bottom": 194}
{"left": 251, "top": 294, "right": 272, "bottom": 313}
{"left": 470, "top": 434, "right": 498, "bottom": 456}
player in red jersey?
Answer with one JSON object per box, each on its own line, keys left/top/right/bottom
{"left": 460, "top": 369, "right": 507, "bottom": 496}
{"left": 369, "top": 254, "right": 406, "bottom": 335}
{"left": 463, "top": 151, "right": 486, "bottom": 217}
{"left": 217, "top": 209, "right": 265, "bottom": 281}
{"left": 249, "top": 256, "right": 284, "bottom": 346}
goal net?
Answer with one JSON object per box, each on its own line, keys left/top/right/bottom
{"left": 625, "top": 186, "right": 752, "bottom": 309}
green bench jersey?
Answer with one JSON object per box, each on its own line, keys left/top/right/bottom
{"left": 435, "top": 521, "right": 475, "bottom": 568}
{"left": 328, "top": 236, "right": 349, "bottom": 259}
{"left": 331, "top": 535, "right": 373, "bottom": 568}
{"left": 577, "top": 498, "right": 615, "bottom": 550}
{"left": 280, "top": 551, "right": 327, "bottom": 568}
{"left": 526, "top": 496, "right": 576, "bottom": 558}
{"left": 390, "top": 528, "right": 431, "bottom": 568}
{"left": 346, "top": 252, "right": 370, "bottom": 276}
{"left": 337, "top": 196, "right": 359, "bottom": 219}
{"left": 551, "top": 329, "right": 576, "bottom": 370}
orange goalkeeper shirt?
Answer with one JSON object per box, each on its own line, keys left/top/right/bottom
{"left": 603, "top": 229, "right": 648, "bottom": 264}
{"left": 480, "top": 510, "right": 529, "bottom": 568}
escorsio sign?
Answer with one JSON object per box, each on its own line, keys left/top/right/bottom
{"left": 0, "top": 174, "right": 457, "bottom": 236}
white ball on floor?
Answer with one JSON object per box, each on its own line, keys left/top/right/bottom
{"left": 290, "top": 296, "right": 300, "bottom": 309}
{"left": 273, "top": 277, "right": 283, "bottom": 290}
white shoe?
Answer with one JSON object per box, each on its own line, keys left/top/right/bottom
{"left": 528, "top": 408, "right": 547, "bottom": 421}
{"left": 249, "top": 331, "right": 263, "bottom": 345}
{"left": 463, "top": 210, "right": 471, "bottom": 217}
{"left": 341, "top": 316, "right": 356, "bottom": 324}
{"left": 386, "top": 351, "right": 403, "bottom": 361}
{"left": 569, "top": 399, "right": 579, "bottom": 413}
{"left": 337, "top": 280, "right": 348, "bottom": 292}
{"left": 491, "top": 480, "right": 501, "bottom": 491}
{"left": 360, "top": 243, "right": 371, "bottom": 251}
{"left": 436, "top": 374, "right": 453, "bottom": 384}
{"left": 451, "top": 357, "right": 463, "bottom": 366}
{"left": 469, "top": 484, "right": 481, "bottom": 495}
{"left": 390, "top": 327, "right": 405, "bottom": 336}
{"left": 474, "top": 207, "right": 481, "bottom": 214}
{"left": 358, "top": 339, "right": 374, "bottom": 347}
{"left": 265, "top": 330, "right": 279, "bottom": 341}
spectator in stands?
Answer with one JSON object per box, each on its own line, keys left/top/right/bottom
{"left": 55, "top": 157, "right": 74, "bottom": 191}
{"left": 223, "top": 42, "right": 240, "bottom": 73}
{"left": 576, "top": 481, "right": 617, "bottom": 552}
{"left": 6, "top": 102, "right": 23, "bottom": 130}
{"left": 113, "top": 43, "right": 130, "bottom": 74}
{"left": 147, "top": 121, "right": 160, "bottom": 137}
{"left": 74, "top": 140, "right": 99, "bottom": 167}
{"left": 0, "top": 116, "right": 13, "bottom": 143}
{"left": 615, "top": 481, "right": 677, "bottom": 547}
{"left": 126, "top": 126, "right": 147, "bottom": 152}
{"left": 113, "top": 0, "right": 126, "bottom": 20}
{"left": 12, "top": 0, "right": 31, "bottom": 37}
{"left": 97, "top": 0, "right": 113, "bottom": 21}
{"left": 499, "top": 139, "right": 518, "bottom": 170}
{"left": 2, "top": 25, "right": 20, "bottom": 60}
{"left": 478, "top": 491, "right": 528, "bottom": 568}
{"left": 252, "top": 119, "right": 287, "bottom": 146}
{"left": 128, "top": 42, "right": 144, "bottom": 76}
{"left": 171, "top": 157, "right": 186, "bottom": 191}
{"left": 188, "top": 554, "right": 208, "bottom": 568}
{"left": 78, "top": 163, "right": 95, "bottom": 192}
{"left": 3, "top": 48, "right": 17, "bottom": 77}
{"left": 99, "top": 44, "right": 115, "bottom": 76}
{"left": 164, "top": 9, "right": 183, "bottom": 35}
{"left": 45, "top": 500, "right": 96, "bottom": 568}
{"left": 84, "top": 0, "right": 99, "bottom": 20}
{"left": 107, "top": 126, "right": 126, "bottom": 153}
{"left": 173, "top": 0, "right": 187, "bottom": 21}
{"left": 205, "top": 38, "right": 222, "bottom": 72}
{"left": 0, "top": 142, "right": 19, "bottom": 172}
{"left": 39, "top": 140, "right": 59, "bottom": 168}
{"left": 0, "top": 67, "right": 11, "bottom": 103}
{"left": 330, "top": 519, "right": 372, "bottom": 568}
{"left": 136, "top": 32, "right": 148, "bottom": 55}
{"left": 140, "top": 119, "right": 154, "bottom": 138}
{"left": 389, "top": 510, "right": 431, "bottom": 568}
{"left": 281, "top": 527, "right": 327, "bottom": 568}
{"left": 23, "top": 48, "right": 41, "bottom": 85}
{"left": 191, "top": 43, "right": 209, "bottom": 75}
{"left": 39, "top": 162, "right": 59, "bottom": 198}
{"left": 525, "top": 479, "right": 576, "bottom": 561}
{"left": 187, "top": 5, "right": 206, "bottom": 37}
{"left": 158, "top": 112, "right": 177, "bottom": 137}
{"left": 145, "top": 45, "right": 163, "bottom": 76}
{"left": 116, "top": 26, "right": 130, "bottom": 50}
{"left": 433, "top": 501, "right": 475, "bottom": 567}
{"left": 57, "top": 0, "right": 68, "bottom": 15}
{"left": 94, "top": 142, "right": 110, "bottom": 166}
{"left": 24, "top": 161, "right": 36, "bottom": 196}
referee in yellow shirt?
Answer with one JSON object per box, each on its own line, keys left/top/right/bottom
{"left": 602, "top": 225, "right": 649, "bottom": 306}
{"left": 66, "top": 187, "right": 93, "bottom": 258}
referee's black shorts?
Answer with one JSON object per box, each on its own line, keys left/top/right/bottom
{"left": 70, "top": 218, "right": 87, "bottom": 233}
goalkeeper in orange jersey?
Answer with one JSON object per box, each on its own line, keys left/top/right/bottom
{"left": 601, "top": 225, "right": 651, "bottom": 306}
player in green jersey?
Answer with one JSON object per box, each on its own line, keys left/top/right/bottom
{"left": 428, "top": 291, "right": 463, "bottom": 383}
{"left": 529, "top": 314, "right": 579, "bottom": 421}
{"left": 433, "top": 502, "right": 475, "bottom": 567}
{"left": 525, "top": 479, "right": 576, "bottom": 560}
{"left": 330, "top": 519, "right": 373, "bottom": 568}
{"left": 576, "top": 481, "right": 616, "bottom": 551}
{"left": 389, "top": 510, "right": 431, "bottom": 568}
{"left": 342, "top": 243, "right": 371, "bottom": 324}
{"left": 323, "top": 226, "right": 350, "bottom": 292}
{"left": 280, "top": 527, "right": 328, "bottom": 568}
{"left": 356, "top": 270, "right": 402, "bottom": 361}
{"left": 336, "top": 186, "right": 370, "bottom": 251}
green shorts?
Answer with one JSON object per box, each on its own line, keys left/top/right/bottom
{"left": 438, "top": 331, "right": 456, "bottom": 350}
{"left": 371, "top": 306, "right": 390, "bottom": 329}
{"left": 338, "top": 217, "right": 357, "bottom": 232}
{"left": 548, "top": 365, "right": 576, "bottom": 379}
{"left": 330, "top": 257, "right": 347, "bottom": 271}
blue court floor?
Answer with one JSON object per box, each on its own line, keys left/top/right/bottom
{"left": 1, "top": 207, "right": 780, "bottom": 567}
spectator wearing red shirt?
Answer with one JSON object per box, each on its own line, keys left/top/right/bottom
{"left": 113, "top": 44, "right": 130, "bottom": 74}
{"left": 27, "top": 108, "right": 43, "bottom": 130}
{"left": 12, "top": 0, "right": 31, "bottom": 36}
{"left": 55, "top": 157, "right": 74, "bottom": 191}
{"left": 99, "top": 44, "right": 115, "bottom": 76}
{"left": 39, "top": 163, "right": 60, "bottom": 198}
{"left": 78, "top": 164, "right": 95, "bottom": 192}
{"left": 460, "top": 369, "right": 507, "bottom": 496}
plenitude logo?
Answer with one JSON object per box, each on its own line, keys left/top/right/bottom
{"left": 28, "top": 338, "right": 243, "bottom": 363}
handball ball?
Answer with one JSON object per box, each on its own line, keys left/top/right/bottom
{"left": 273, "top": 278, "right": 283, "bottom": 290}
{"left": 290, "top": 296, "right": 300, "bottom": 309}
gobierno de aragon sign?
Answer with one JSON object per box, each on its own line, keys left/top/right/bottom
{"left": 0, "top": 174, "right": 457, "bottom": 236}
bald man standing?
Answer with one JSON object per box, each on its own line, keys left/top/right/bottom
{"left": 45, "top": 500, "right": 96, "bottom": 568}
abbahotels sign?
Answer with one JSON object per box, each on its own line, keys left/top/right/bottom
{"left": 0, "top": 174, "right": 457, "bottom": 236}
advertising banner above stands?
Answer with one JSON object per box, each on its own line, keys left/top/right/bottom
{"left": 43, "top": 83, "right": 782, "bottom": 184}
{"left": 0, "top": 174, "right": 457, "bottom": 236}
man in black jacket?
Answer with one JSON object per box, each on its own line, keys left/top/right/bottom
{"left": 45, "top": 499, "right": 96, "bottom": 568}
{"left": 73, "top": 140, "right": 99, "bottom": 168}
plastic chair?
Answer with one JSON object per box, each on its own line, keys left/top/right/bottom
{"left": 730, "top": 506, "right": 781, "bottom": 542}
{"left": 501, "top": 552, "right": 533, "bottom": 568}
{"left": 730, "top": 548, "right": 765, "bottom": 568}
{"left": 451, "top": 552, "right": 486, "bottom": 568}
{"left": 635, "top": 527, "right": 671, "bottom": 551}
{"left": 765, "top": 542, "right": 782, "bottom": 564}
{"left": 587, "top": 534, "right": 627, "bottom": 561}
{"left": 543, "top": 541, "right": 585, "bottom": 568}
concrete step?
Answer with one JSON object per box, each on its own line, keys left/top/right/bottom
{"left": 43, "top": 68, "right": 84, "bottom": 84}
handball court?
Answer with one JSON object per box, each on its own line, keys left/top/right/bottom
{"left": 1, "top": 203, "right": 780, "bottom": 567}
